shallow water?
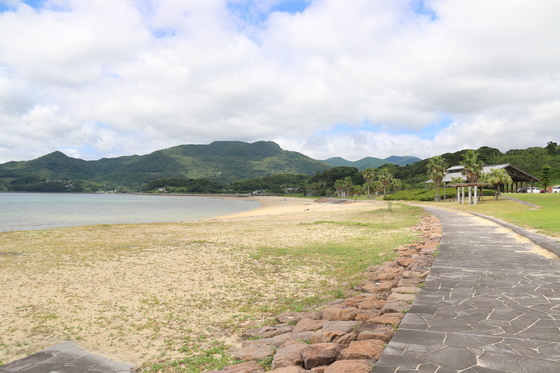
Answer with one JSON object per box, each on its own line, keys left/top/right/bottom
{"left": 0, "top": 193, "right": 259, "bottom": 232}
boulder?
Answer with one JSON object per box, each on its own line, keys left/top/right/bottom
{"left": 271, "top": 342, "right": 308, "bottom": 370}
{"left": 323, "top": 359, "right": 374, "bottom": 373}
{"left": 322, "top": 320, "right": 361, "bottom": 333}
{"left": 301, "top": 343, "right": 343, "bottom": 369}
{"left": 386, "top": 292, "right": 415, "bottom": 303}
{"left": 381, "top": 300, "right": 410, "bottom": 314}
{"left": 363, "top": 281, "right": 395, "bottom": 292}
{"left": 392, "top": 286, "right": 421, "bottom": 294}
{"left": 357, "top": 326, "right": 394, "bottom": 342}
{"left": 353, "top": 310, "right": 381, "bottom": 323}
{"left": 310, "top": 330, "right": 348, "bottom": 344}
{"left": 259, "top": 325, "right": 295, "bottom": 338}
{"left": 396, "top": 257, "right": 415, "bottom": 267}
{"left": 367, "top": 313, "right": 404, "bottom": 327}
{"left": 231, "top": 344, "right": 275, "bottom": 360}
{"left": 339, "top": 340, "right": 385, "bottom": 360}
{"left": 293, "top": 318, "right": 325, "bottom": 334}
{"left": 397, "top": 277, "right": 424, "bottom": 287}
{"left": 242, "top": 333, "right": 293, "bottom": 348}
{"left": 342, "top": 294, "right": 378, "bottom": 308}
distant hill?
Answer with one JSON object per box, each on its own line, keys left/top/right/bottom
{"left": 0, "top": 141, "right": 331, "bottom": 192}
{"left": 322, "top": 155, "right": 422, "bottom": 170}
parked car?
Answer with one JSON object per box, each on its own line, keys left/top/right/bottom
{"left": 516, "top": 187, "right": 541, "bottom": 193}
{"left": 553, "top": 186, "right": 560, "bottom": 193}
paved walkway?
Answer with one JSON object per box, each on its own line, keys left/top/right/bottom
{"left": 0, "top": 342, "right": 134, "bottom": 373}
{"left": 374, "top": 207, "right": 560, "bottom": 373}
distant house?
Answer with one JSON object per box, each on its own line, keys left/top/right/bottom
{"left": 284, "top": 187, "right": 302, "bottom": 194}
{"left": 442, "top": 163, "right": 539, "bottom": 192}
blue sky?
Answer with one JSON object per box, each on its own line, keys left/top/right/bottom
{"left": 0, "top": 0, "right": 559, "bottom": 163}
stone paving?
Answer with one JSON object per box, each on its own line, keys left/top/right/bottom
{"left": 374, "top": 207, "right": 560, "bottom": 373}
{"left": 0, "top": 342, "right": 134, "bottom": 373}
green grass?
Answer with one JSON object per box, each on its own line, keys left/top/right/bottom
{"left": 142, "top": 338, "right": 242, "bottom": 373}
{"left": 252, "top": 205, "right": 421, "bottom": 293}
{"left": 498, "top": 194, "right": 560, "bottom": 236}
{"left": 429, "top": 193, "right": 560, "bottom": 237}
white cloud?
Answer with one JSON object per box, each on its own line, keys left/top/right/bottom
{"left": 1, "top": 0, "right": 560, "bottom": 163}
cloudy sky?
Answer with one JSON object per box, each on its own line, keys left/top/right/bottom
{"left": 1, "top": 0, "right": 559, "bottom": 163}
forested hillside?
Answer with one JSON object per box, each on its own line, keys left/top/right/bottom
{"left": 0, "top": 141, "right": 329, "bottom": 192}
{"left": 1, "top": 141, "right": 558, "bottom": 193}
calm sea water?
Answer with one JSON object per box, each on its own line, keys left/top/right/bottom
{"left": 0, "top": 193, "right": 259, "bottom": 232}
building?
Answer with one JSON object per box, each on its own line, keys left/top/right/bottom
{"left": 443, "top": 163, "right": 540, "bottom": 192}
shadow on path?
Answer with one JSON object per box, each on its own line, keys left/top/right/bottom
{"left": 0, "top": 342, "right": 134, "bottom": 373}
{"left": 374, "top": 206, "right": 560, "bottom": 373}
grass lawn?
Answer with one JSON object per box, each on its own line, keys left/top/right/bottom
{"left": 421, "top": 193, "right": 560, "bottom": 238}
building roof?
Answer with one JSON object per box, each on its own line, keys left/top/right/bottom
{"left": 441, "top": 163, "right": 540, "bottom": 183}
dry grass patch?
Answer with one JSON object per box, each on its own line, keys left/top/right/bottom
{"left": 0, "top": 198, "right": 422, "bottom": 371}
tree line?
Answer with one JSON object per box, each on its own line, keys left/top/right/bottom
{"left": 144, "top": 167, "right": 401, "bottom": 197}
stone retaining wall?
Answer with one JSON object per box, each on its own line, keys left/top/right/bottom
{"left": 207, "top": 213, "right": 442, "bottom": 373}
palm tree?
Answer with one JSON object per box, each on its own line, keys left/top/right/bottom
{"left": 461, "top": 150, "right": 484, "bottom": 183}
{"left": 483, "top": 168, "right": 513, "bottom": 200}
{"left": 334, "top": 177, "right": 353, "bottom": 198}
{"left": 427, "top": 156, "right": 447, "bottom": 202}
{"left": 377, "top": 168, "right": 393, "bottom": 197}
{"left": 361, "top": 168, "right": 376, "bottom": 198}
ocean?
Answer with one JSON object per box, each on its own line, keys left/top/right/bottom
{"left": 0, "top": 193, "right": 259, "bottom": 232}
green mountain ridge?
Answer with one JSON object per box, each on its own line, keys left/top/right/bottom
{"left": 2, "top": 141, "right": 557, "bottom": 193}
{"left": 0, "top": 141, "right": 332, "bottom": 192}
{"left": 321, "top": 155, "right": 421, "bottom": 170}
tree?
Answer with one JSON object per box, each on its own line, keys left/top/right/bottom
{"left": 546, "top": 141, "right": 558, "bottom": 156}
{"left": 390, "top": 178, "right": 402, "bottom": 193}
{"left": 334, "top": 177, "right": 353, "bottom": 198}
{"left": 461, "top": 150, "right": 484, "bottom": 183}
{"left": 361, "top": 168, "right": 376, "bottom": 198}
{"left": 540, "top": 164, "right": 552, "bottom": 192}
{"left": 426, "top": 156, "right": 447, "bottom": 202}
{"left": 483, "top": 168, "right": 512, "bottom": 200}
{"left": 377, "top": 168, "right": 393, "bottom": 197}
{"left": 353, "top": 184, "right": 364, "bottom": 197}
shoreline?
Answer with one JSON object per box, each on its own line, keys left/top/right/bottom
{"left": 0, "top": 193, "right": 263, "bottom": 233}
{"left": 0, "top": 196, "right": 415, "bottom": 368}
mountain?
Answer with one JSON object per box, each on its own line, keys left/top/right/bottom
{"left": 322, "top": 155, "right": 422, "bottom": 170}
{"left": 0, "top": 141, "right": 331, "bottom": 192}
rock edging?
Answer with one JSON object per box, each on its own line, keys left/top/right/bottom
{"left": 206, "top": 213, "right": 442, "bottom": 373}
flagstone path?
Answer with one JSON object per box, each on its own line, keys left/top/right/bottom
{"left": 373, "top": 206, "right": 560, "bottom": 373}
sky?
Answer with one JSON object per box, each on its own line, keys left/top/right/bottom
{"left": 1, "top": 0, "right": 559, "bottom": 163}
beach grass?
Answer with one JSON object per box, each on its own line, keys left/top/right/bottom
{"left": 0, "top": 198, "right": 423, "bottom": 372}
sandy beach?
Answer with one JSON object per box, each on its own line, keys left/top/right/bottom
{"left": 0, "top": 196, "right": 420, "bottom": 369}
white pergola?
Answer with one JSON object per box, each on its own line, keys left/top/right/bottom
{"left": 447, "top": 182, "right": 491, "bottom": 205}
